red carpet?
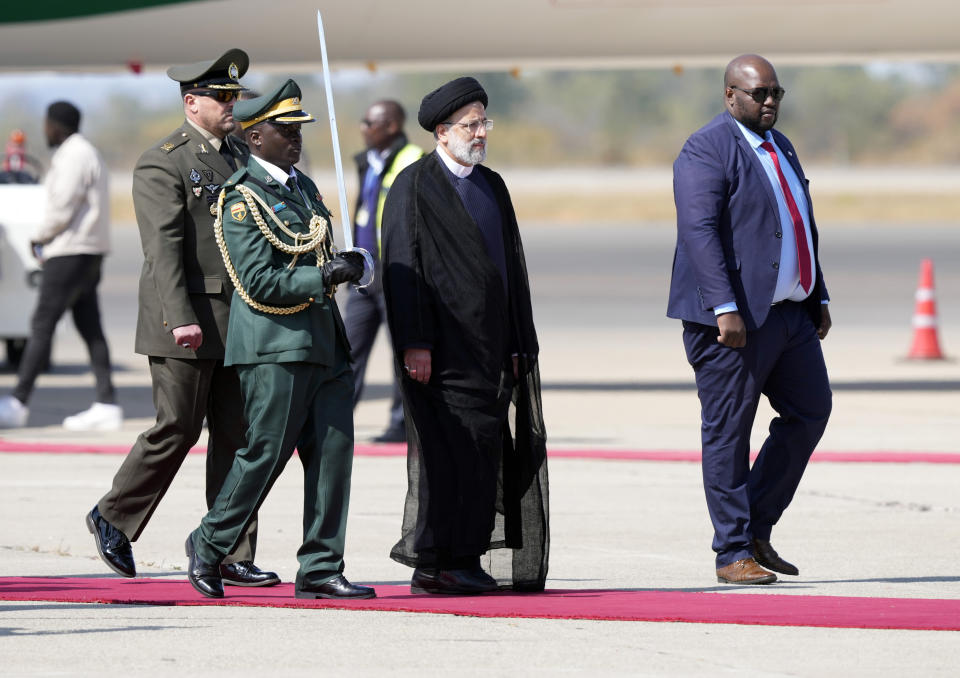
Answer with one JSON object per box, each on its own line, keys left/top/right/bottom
{"left": 1, "top": 577, "right": 958, "bottom": 631}
{"left": 0, "top": 438, "right": 958, "bottom": 464}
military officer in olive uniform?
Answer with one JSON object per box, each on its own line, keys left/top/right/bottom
{"left": 87, "top": 49, "right": 279, "bottom": 587}
{"left": 184, "top": 79, "right": 375, "bottom": 600}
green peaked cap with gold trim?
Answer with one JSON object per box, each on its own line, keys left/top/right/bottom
{"left": 234, "top": 78, "right": 317, "bottom": 130}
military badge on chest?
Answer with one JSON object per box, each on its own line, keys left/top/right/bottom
{"left": 189, "top": 168, "right": 202, "bottom": 184}
{"left": 230, "top": 202, "right": 248, "bottom": 222}
{"left": 192, "top": 186, "right": 203, "bottom": 198}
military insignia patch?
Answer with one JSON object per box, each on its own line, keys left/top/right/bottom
{"left": 202, "top": 169, "right": 214, "bottom": 182}
{"left": 263, "top": 175, "right": 273, "bottom": 183}
{"left": 229, "top": 62, "right": 239, "bottom": 80}
{"left": 199, "top": 143, "right": 209, "bottom": 154}
{"left": 315, "top": 191, "right": 322, "bottom": 201}
{"left": 192, "top": 186, "right": 203, "bottom": 198}
{"left": 189, "top": 169, "right": 201, "bottom": 183}
{"left": 160, "top": 142, "right": 175, "bottom": 152}
{"left": 272, "top": 201, "right": 287, "bottom": 212}
{"left": 230, "top": 202, "right": 247, "bottom": 222}
{"left": 204, "top": 183, "right": 221, "bottom": 194}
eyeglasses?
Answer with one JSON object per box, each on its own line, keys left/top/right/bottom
{"left": 729, "top": 86, "right": 785, "bottom": 103}
{"left": 190, "top": 89, "right": 238, "bottom": 104}
{"left": 360, "top": 119, "right": 385, "bottom": 127}
{"left": 443, "top": 119, "right": 494, "bottom": 135}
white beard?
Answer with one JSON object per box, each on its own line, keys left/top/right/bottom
{"left": 447, "top": 133, "right": 486, "bottom": 165}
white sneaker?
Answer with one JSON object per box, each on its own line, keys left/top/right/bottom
{"left": 0, "top": 395, "right": 28, "bottom": 428}
{"left": 63, "top": 402, "right": 123, "bottom": 431}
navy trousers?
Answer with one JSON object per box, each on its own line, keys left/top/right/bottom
{"left": 682, "top": 301, "right": 832, "bottom": 568}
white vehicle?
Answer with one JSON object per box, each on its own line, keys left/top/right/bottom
{"left": 0, "top": 182, "right": 43, "bottom": 367}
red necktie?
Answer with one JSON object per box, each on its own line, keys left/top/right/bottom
{"left": 760, "top": 141, "right": 812, "bottom": 294}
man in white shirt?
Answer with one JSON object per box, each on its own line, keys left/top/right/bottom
{"left": 0, "top": 101, "right": 120, "bottom": 431}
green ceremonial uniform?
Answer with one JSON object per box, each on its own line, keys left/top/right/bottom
{"left": 96, "top": 49, "right": 257, "bottom": 564}
{"left": 192, "top": 155, "right": 357, "bottom": 588}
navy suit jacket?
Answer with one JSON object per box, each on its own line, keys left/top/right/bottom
{"left": 667, "top": 112, "right": 827, "bottom": 331}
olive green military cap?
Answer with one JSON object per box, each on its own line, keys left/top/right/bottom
{"left": 167, "top": 47, "right": 249, "bottom": 92}
{"left": 234, "top": 78, "right": 316, "bottom": 130}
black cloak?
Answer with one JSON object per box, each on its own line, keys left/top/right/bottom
{"left": 381, "top": 151, "right": 549, "bottom": 591}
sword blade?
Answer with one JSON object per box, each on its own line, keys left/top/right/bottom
{"left": 316, "top": 10, "right": 353, "bottom": 251}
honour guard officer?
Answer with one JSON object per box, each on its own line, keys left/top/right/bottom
{"left": 184, "top": 79, "right": 374, "bottom": 600}
{"left": 87, "top": 48, "right": 279, "bottom": 587}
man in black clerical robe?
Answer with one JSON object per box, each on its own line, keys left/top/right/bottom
{"left": 381, "top": 77, "right": 549, "bottom": 595}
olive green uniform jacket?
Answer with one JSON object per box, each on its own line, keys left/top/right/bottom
{"left": 133, "top": 121, "right": 246, "bottom": 357}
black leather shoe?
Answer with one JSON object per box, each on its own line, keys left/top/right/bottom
{"left": 85, "top": 506, "right": 135, "bottom": 578}
{"left": 411, "top": 567, "right": 499, "bottom": 595}
{"left": 220, "top": 560, "right": 280, "bottom": 587}
{"left": 295, "top": 574, "right": 376, "bottom": 599}
{"left": 372, "top": 427, "right": 406, "bottom": 443}
{"left": 469, "top": 565, "right": 499, "bottom": 590}
{"left": 185, "top": 535, "right": 223, "bottom": 598}
{"left": 753, "top": 538, "right": 800, "bottom": 576}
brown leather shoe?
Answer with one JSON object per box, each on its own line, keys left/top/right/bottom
{"left": 716, "top": 557, "right": 777, "bottom": 585}
{"left": 752, "top": 539, "right": 799, "bottom": 576}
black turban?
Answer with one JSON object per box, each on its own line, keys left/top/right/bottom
{"left": 47, "top": 101, "right": 81, "bottom": 132}
{"left": 417, "top": 77, "right": 488, "bottom": 131}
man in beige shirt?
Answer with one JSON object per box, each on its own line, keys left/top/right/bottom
{"left": 0, "top": 101, "right": 120, "bottom": 431}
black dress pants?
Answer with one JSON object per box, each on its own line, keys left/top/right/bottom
{"left": 13, "top": 254, "right": 115, "bottom": 405}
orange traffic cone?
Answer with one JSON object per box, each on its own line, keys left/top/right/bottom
{"left": 907, "top": 258, "right": 945, "bottom": 360}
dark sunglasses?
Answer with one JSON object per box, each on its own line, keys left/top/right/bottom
{"left": 729, "top": 85, "right": 786, "bottom": 103}
{"left": 190, "top": 89, "right": 238, "bottom": 104}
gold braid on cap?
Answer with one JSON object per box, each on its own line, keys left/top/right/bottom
{"left": 214, "top": 184, "right": 336, "bottom": 315}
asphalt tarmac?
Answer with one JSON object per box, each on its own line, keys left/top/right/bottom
{"left": 0, "top": 218, "right": 958, "bottom": 675}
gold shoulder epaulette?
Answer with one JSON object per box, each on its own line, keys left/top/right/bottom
{"left": 158, "top": 131, "right": 190, "bottom": 154}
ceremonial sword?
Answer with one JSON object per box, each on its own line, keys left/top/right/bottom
{"left": 317, "top": 10, "right": 374, "bottom": 287}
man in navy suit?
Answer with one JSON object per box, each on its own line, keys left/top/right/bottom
{"left": 667, "top": 54, "right": 832, "bottom": 585}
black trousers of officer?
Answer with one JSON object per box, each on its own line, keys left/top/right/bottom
{"left": 98, "top": 356, "right": 256, "bottom": 564}
{"left": 344, "top": 282, "right": 403, "bottom": 432}
{"left": 13, "top": 254, "right": 115, "bottom": 405}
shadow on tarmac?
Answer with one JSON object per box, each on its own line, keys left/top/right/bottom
{"left": 0, "top": 622, "right": 174, "bottom": 636}
{"left": 360, "top": 380, "right": 960, "bottom": 397}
